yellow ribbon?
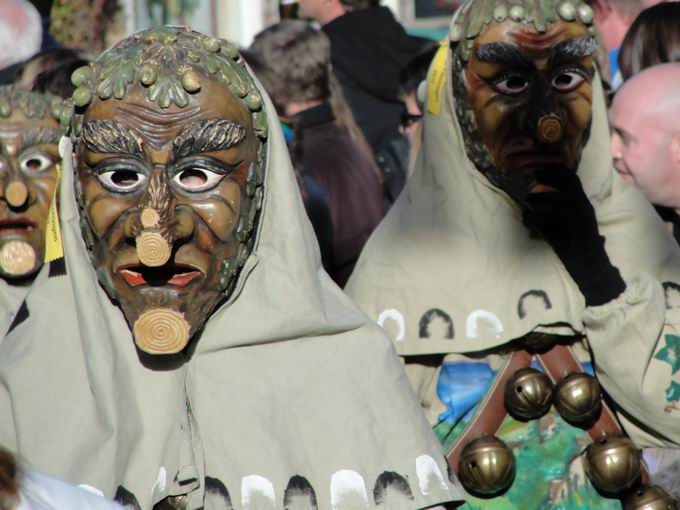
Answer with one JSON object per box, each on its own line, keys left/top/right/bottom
{"left": 44, "top": 163, "right": 64, "bottom": 262}
{"left": 427, "top": 39, "right": 449, "bottom": 117}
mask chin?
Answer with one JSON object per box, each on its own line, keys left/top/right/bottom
{"left": 0, "top": 239, "right": 40, "bottom": 281}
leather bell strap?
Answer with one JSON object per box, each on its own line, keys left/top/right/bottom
{"left": 446, "top": 349, "right": 532, "bottom": 470}
{"left": 536, "top": 344, "right": 620, "bottom": 441}
{"left": 446, "top": 343, "right": 646, "bottom": 481}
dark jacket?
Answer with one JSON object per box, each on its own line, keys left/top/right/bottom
{"left": 294, "top": 103, "right": 383, "bottom": 287}
{"left": 322, "top": 6, "right": 429, "bottom": 153}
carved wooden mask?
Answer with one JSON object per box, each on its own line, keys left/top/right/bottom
{"left": 65, "top": 28, "right": 268, "bottom": 355}
{"left": 0, "top": 86, "right": 63, "bottom": 280}
{"left": 450, "top": 0, "right": 597, "bottom": 204}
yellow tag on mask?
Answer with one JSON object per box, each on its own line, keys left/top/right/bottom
{"left": 44, "top": 163, "right": 64, "bottom": 262}
{"left": 427, "top": 39, "right": 449, "bottom": 116}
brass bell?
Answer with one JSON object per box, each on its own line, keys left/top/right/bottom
{"left": 623, "top": 485, "right": 679, "bottom": 510}
{"left": 554, "top": 372, "right": 602, "bottom": 423}
{"left": 583, "top": 435, "right": 641, "bottom": 494}
{"left": 504, "top": 367, "right": 553, "bottom": 421}
{"left": 457, "top": 435, "right": 516, "bottom": 496}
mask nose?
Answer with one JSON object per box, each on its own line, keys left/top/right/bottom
{"left": 524, "top": 81, "right": 566, "bottom": 145}
{"left": 5, "top": 180, "right": 29, "bottom": 209}
{"left": 0, "top": 157, "right": 30, "bottom": 209}
{"left": 124, "top": 169, "right": 196, "bottom": 267}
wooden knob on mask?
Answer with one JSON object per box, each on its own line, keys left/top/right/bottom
{"left": 537, "top": 115, "right": 563, "bottom": 144}
{"left": 6, "top": 181, "right": 28, "bottom": 208}
{"left": 140, "top": 207, "right": 160, "bottom": 228}
{"left": 136, "top": 231, "right": 171, "bottom": 267}
{"left": 0, "top": 240, "right": 36, "bottom": 276}
{"left": 133, "top": 308, "right": 191, "bottom": 354}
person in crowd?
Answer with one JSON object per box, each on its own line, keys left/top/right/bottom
{"left": 610, "top": 64, "right": 680, "bottom": 215}
{"left": 585, "top": 0, "right": 670, "bottom": 89}
{"left": 1, "top": 446, "right": 123, "bottom": 509}
{"left": 618, "top": 1, "right": 680, "bottom": 81}
{"left": 0, "top": 48, "right": 91, "bottom": 95}
{"left": 242, "top": 48, "right": 335, "bottom": 275}
{"left": 399, "top": 44, "right": 438, "bottom": 178}
{"left": 297, "top": 0, "right": 431, "bottom": 206}
{"left": 0, "top": 27, "right": 466, "bottom": 509}
{"left": 0, "top": 0, "right": 42, "bottom": 70}
{"left": 347, "top": 0, "right": 680, "bottom": 507}
{"left": 249, "top": 20, "right": 384, "bottom": 287}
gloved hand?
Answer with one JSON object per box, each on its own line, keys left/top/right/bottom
{"left": 522, "top": 168, "right": 626, "bottom": 306}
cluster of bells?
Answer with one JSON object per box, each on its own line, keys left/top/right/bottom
{"left": 457, "top": 367, "right": 678, "bottom": 509}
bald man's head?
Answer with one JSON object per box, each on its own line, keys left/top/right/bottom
{"left": 0, "top": 0, "right": 41, "bottom": 69}
{"left": 610, "top": 63, "right": 680, "bottom": 211}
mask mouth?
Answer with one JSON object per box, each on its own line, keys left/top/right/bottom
{"left": 505, "top": 150, "right": 568, "bottom": 171}
{"left": 0, "top": 217, "right": 37, "bottom": 233}
{"left": 117, "top": 262, "right": 203, "bottom": 288}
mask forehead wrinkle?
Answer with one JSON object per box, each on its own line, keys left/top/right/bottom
{"left": 115, "top": 102, "right": 203, "bottom": 150}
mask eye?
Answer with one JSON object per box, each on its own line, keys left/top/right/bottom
{"left": 20, "top": 154, "right": 54, "bottom": 173}
{"left": 98, "top": 168, "right": 147, "bottom": 193}
{"left": 491, "top": 75, "right": 529, "bottom": 95}
{"left": 172, "top": 168, "right": 224, "bottom": 192}
{"left": 552, "top": 71, "right": 586, "bottom": 92}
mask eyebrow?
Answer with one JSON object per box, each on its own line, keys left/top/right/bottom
{"left": 553, "top": 37, "right": 597, "bottom": 63}
{"left": 81, "top": 120, "right": 145, "bottom": 159}
{"left": 173, "top": 119, "right": 247, "bottom": 159}
{"left": 476, "top": 43, "right": 533, "bottom": 69}
{"left": 21, "top": 126, "right": 64, "bottom": 147}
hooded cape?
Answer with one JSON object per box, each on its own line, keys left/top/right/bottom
{"left": 0, "top": 84, "right": 466, "bottom": 509}
{"left": 345, "top": 6, "right": 680, "bottom": 448}
{"left": 0, "top": 280, "right": 30, "bottom": 335}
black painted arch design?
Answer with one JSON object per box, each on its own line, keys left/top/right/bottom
{"left": 418, "top": 308, "right": 455, "bottom": 339}
{"left": 114, "top": 486, "right": 140, "bottom": 510}
{"left": 283, "top": 475, "right": 318, "bottom": 509}
{"left": 205, "top": 477, "right": 233, "bottom": 510}
{"left": 517, "top": 289, "right": 552, "bottom": 319}
{"left": 373, "top": 471, "right": 414, "bottom": 506}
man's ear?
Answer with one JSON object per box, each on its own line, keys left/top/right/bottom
{"left": 671, "top": 134, "right": 680, "bottom": 165}
{"left": 590, "top": 0, "right": 611, "bottom": 17}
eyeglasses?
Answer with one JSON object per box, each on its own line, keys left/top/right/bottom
{"left": 400, "top": 111, "right": 423, "bottom": 129}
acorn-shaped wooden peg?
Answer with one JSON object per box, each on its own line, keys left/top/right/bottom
{"left": 623, "top": 485, "right": 679, "bottom": 510}
{"left": 139, "top": 64, "right": 159, "bottom": 86}
{"left": 584, "top": 436, "right": 641, "bottom": 495}
{"left": 504, "top": 367, "right": 554, "bottom": 421}
{"left": 181, "top": 70, "right": 201, "bottom": 93}
{"left": 554, "top": 372, "right": 602, "bottom": 423}
{"left": 458, "top": 435, "right": 516, "bottom": 496}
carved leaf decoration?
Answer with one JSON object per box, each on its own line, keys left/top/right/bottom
{"left": 146, "top": 74, "right": 189, "bottom": 109}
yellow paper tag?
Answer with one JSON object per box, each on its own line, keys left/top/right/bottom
{"left": 44, "top": 163, "right": 64, "bottom": 262}
{"left": 427, "top": 40, "right": 449, "bottom": 116}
